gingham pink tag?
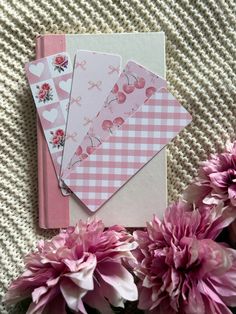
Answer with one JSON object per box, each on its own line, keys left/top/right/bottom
{"left": 63, "top": 88, "right": 192, "bottom": 212}
{"left": 61, "top": 61, "right": 167, "bottom": 179}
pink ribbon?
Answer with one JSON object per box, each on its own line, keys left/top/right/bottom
{"left": 108, "top": 65, "right": 119, "bottom": 74}
{"left": 66, "top": 132, "right": 78, "bottom": 142}
{"left": 71, "top": 96, "right": 81, "bottom": 106}
{"left": 76, "top": 60, "right": 87, "bottom": 70}
{"left": 83, "top": 117, "right": 93, "bottom": 126}
{"left": 88, "top": 81, "right": 102, "bottom": 90}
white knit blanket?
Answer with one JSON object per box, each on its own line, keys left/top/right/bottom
{"left": 0, "top": 0, "right": 235, "bottom": 313}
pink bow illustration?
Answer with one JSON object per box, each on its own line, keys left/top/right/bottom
{"left": 108, "top": 65, "right": 119, "bottom": 74}
{"left": 66, "top": 132, "right": 78, "bottom": 142}
{"left": 88, "top": 81, "right": 102, "bottom": 90}
{"left": 83, "top": 117, "right": 93, "bottom": 126}
{"left": 76, "top": 60, "right": 87, "bottom": 70}
{"left": 71, "top": 96, "right": 82, "bottom": 106}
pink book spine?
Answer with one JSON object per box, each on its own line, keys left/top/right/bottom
{"left": 36, "top": 34, "right": 69, "bottom": 228}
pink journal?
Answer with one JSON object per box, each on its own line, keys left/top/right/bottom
{"left": 36, "top": 33, "right": 168, "bottom": 229}
{"left": 36, "top": 35, "right": 70, "bottom": 228}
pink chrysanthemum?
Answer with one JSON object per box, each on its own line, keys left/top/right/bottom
{"left": 184, "top": 141, "right": 236, "bottom": 208}
{"left": 133, "top": 201, "right": 236, "bottom": 314}
{"left": 5, "top": 219, "right": 138, "bottom": 314}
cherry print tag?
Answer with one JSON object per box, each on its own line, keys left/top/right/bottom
{"left": 25, "top": 52, "right": 73, "bottom": 185}
{"left": 63, "top": 87, "right": 192, "bottom": 212}
{"left": 61, "top": 50, "right": 121, "bottom": 175}
{"left": 61, "top": 60, "right": 167, "bottom": 179}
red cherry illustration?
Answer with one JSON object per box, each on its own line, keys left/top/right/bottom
{"left": 123, "top": 84, "right": 135, "bottom": 94}
{"left": 112, "top": 83, "right": 119, "bottom": 94}
{"left": 117, "top": 91, "right": 126, "bottom": 103}
{"left": 86, "top": 146, "right": 95, "bottom": 155}
{"left": 102, "top": 120, "right": 113, "bottom": 133}
{"left": 113, "top": 117, "right": 125, "bottom": 128}
{"left": 134, "top": 77, "right": 145, "bottom": 89}
{"left": 75, "top": 145, "right": 82, "bottom": 156}
{"left": 146, "top": 86, "right": 157, "bottom": 98}
{"left": 81, "top": 153, "right": 88, "bottom": 160}
{"left": 107, "top": 91, "right": 126, "bottom": 106}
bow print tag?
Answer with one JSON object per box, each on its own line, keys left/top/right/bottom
{"left": 25, "top": 52, "right": 73, "bottom": 189}
{"left": 61, "top": 50, "right": 121, "bottom": 175}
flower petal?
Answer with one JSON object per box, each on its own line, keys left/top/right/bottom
{"left": 184, "top": 286, "right": 205, "bottom": 314}
{"left": 97, "top": 261, "right": 138, "bottom": 301}
{"left": 63, "top": 253, "right": 96, "bottom": 290}
{"left": 60, "top": 278, "right": 87, "bottom": 313}
{"left": 83, "top": 281, "right": 114, "bottom": 314}
{"left": 228, "top": 184, "right": 236, "bottom": 205}
{"left": 26, "top": 287, "right": 60, "bottom": 314}
{"left": 32, "top": 286, "right": 48, "bottom": 303}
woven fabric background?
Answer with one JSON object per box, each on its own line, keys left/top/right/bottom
{"left": 0, "top": 0, "right": 235, "bottom": 313}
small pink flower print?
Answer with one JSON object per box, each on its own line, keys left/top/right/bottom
{"left": 41, "top": 83, "right": 50, "bottom": 91}
{"left": 50, "top": 129, "right": 65, "bottom": 149}
{"left": 52, "top": 54, "right": 68, "bottom": 73}
{"left": 55, "top": 129, "right": 64, "bottom": 137}
{"left": 36, "top": 83, "right": 53, "bottom": 103}
{"left": 52, "top": 136, "right": 60, "bottom": 145}
{"left": 38, "top": 89, "right": 47, "bottom": 101}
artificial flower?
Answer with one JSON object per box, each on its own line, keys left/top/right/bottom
{"left": 5, "top": 219, "right": 138, "bottom": 314}
{"left": 184, "top": 140, "right": 236, "bottom": 208}
{"left": 133, "top": 201, "right": 236, "bottom": 314}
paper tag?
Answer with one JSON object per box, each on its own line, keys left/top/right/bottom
{"left": 64, "top": 88, "right": 192, "bottom": 211}
{"left": 25, "top": 52, "right": 72, "bottom": 180}
{"left": 61, "top": 50, "right": 121, "bottom": 175}
{"left": 61, "top": 61, "right": 167, "bottom": 179}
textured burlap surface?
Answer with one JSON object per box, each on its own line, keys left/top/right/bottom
{"left": 0, "top": 0, "right": 235, "bottom": 313}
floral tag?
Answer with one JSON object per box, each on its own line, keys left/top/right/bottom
{"left": 25, "top": 52, "right": 73, "bottom": 183}
{"left": 61, "top": 50, "right": 121, "bottom": 176}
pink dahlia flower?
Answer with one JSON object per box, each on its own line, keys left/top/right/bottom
{"left": 184, "top": 140, "right": 236, "bottom": 208}
{"left": 133, "top": 201, "right": 236, "bottom": 314}
{"left": 5, "top": 219, "right": 138, "bottom": 314}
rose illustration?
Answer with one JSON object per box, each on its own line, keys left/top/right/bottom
{"left": 38, "top": 89, "right": 47, "bottom": 101}
{"left": 41, "top": 83, "right": 50, "bottom": 91}
{"left": 53, "top": 54, "right": 68, "bottom": 73}
{"left": 52, "top": 136, "right": 60, "bottom": 145}
{"left": 36, "top": 83, "right": 53, "bottom": 103}
{"left": 50, "top": 129, "right": 65, "bottom": 149}
{"left": 55, "top": 129, "right": 64, "bottom": 137}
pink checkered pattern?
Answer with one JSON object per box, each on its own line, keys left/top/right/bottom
{"left": 64, "top": 88, "right": 192, "bottom": 211}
